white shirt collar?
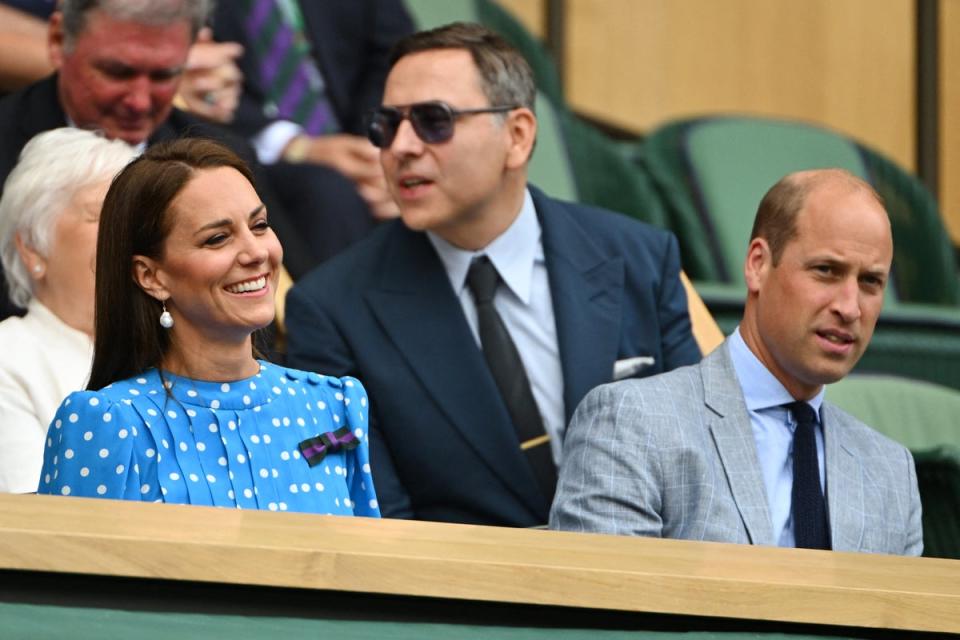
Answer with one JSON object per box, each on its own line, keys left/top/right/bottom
{"left": 64, "top": 117, "right": 147, "bottom": 155}
{"left": 428, "top": 188, "right": 541, "bottom": 304}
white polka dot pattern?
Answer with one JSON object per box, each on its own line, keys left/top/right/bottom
{"left": 36, "top": 362, "right": 379, "bottom": 517}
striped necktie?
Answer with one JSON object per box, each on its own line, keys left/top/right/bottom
{"left": 243, "top": 0, "right": 340, "bottom": 135}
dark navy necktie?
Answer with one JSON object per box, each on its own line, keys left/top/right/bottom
{"left": 467, "top": 256, "right": 557, "bottom": 504}
{"left": 785, "top": 401, "right": 831, "bottom": 550}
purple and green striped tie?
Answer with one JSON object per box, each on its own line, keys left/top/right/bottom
{"left": 244, "top": 0, "right": 339, "bottom": 135}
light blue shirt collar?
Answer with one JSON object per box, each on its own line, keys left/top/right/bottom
{"left": 727, "top": 327, "right": 825, "bottom": 413}
{"left": 428, "top": 189, "right": 541, "bottom": 302}
{"left": 728, "top": 327, "right": 827, "bottom": 547}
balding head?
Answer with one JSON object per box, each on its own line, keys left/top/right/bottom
{"left": 740, "top": 168, "right": 893, "bottom": 400}
{"left": 750, "top": 169, "right": 885, "bottom": 266}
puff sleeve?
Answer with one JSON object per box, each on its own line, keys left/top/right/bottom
{"left": 37, "top": 391, "right": 146, "bottom": 501}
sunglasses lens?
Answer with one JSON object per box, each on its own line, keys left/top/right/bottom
{"left": 410, "top": 103, "right": 455, "bottom": 143}
{"left": 366, "top": 109, "right": 399, "bottom": 148}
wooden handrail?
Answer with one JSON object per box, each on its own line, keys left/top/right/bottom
{"left": 0, "top": 493, "right": 957, "bottom": 633}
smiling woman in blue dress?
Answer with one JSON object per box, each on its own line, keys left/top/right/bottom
{"left": 37, "top": 138, "right": 379, "bottom": 517}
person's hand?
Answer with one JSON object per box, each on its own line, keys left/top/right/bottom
{"left": 289, "top": 134, "right": 400, "bottom": 219}
{"left": 296, "top": 134, "right": 380, "bottom": 181}
{"left": 175, "top": 28, "right": 244, "bottom": 124}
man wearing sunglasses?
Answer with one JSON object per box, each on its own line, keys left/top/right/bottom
{"left": 286, "top": 23, "right": 701, "bottom": 527}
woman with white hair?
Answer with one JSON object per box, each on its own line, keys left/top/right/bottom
{"left": 0, "top": 128, "right": 136, "bottom": 493}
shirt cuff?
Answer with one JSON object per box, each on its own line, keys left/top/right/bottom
{"left": 252, "top": 120, "right": 304, "bottom": 165}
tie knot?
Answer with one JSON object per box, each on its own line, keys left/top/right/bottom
{"left": 466, "top": 256, "right": 500, "bottom": 304}
{"left": 785, "top": 401, "right": 818, "bottom": 428}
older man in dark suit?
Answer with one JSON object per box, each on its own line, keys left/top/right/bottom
{"left": 0, "top": 0, "right": 368, "bottom": 319}
{"left": 285, "top": 23, "right": 701, "bottom": 527}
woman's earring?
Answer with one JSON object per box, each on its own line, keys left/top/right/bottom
{"left": 159, "top": 301, "right": 174, "bottom": 329}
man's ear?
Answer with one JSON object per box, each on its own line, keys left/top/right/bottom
{"left": 504, "top": 107, "right": 537, "bottom": 170}
{"left": 744, "top": 237, "right": 772, "bottom": 295}
{"left": 14, "top": 232, "right": 45, "bottom": 281}
{"left": 48, "top": 11, "right": 66, "bottom": 69}
{"left": 132, "top": 255, "right": 169, "bottom": 301}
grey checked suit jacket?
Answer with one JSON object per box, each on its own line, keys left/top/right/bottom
{"left": 550, "top": 342, "right": 923, "bottom": 555}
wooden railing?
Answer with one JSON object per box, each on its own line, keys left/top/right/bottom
{"left": 0, "top": 493, "right": 957, "bottom": 634}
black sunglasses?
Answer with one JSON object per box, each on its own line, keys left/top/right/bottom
{"left": 365, "top": 100, "right": 519, "bottom": 148}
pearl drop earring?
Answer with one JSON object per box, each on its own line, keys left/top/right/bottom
{"left": 159, "top": 301, "right": 174, "bottom": 329}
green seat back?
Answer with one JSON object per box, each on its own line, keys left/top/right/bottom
{"left": 476, "top": 0, "right": 564, "bottom": 105}
{"left": 562, "top": 114, "right": 669, "bottom": 228}
{"left": 683, "top": 118, "right": 868, "bottom": 286}
{"left": 644, "top": 115, "right": 960, "bottom": 305}
{"left": 826, "top": 374, "right": 960, "bottom": 452}
{"left": 639, "top": 121, "right": 719, "bottom": 274}
{"left": 529, "top": 94, "right": 577, "bottom": 202}
{"left": 404, "top": 0, "right": 477, "bottom": 28}
{"left": 913, "top": 446, "right": 960, "bottom": 559}
{"left": 827, "top": 375, "right": 960, "bottom": 559}
{"left": 860, "top": 147, "right": 960, "bottom": 305}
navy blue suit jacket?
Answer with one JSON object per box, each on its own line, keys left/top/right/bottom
{"left": 285, "top": 187, "right": 701, "bottom": 526}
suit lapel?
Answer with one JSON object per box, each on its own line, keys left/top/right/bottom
{"left": 19, "top": 74, "right": 69, "bottom": 141}
{"left": 534, "top": 189, "right": 623, "bottom": 422}
{"left": 365, "top": 224, "right": 547, "bottom": 519}
{"left": 147, "top": 118, "right": 181, "bottom": 145}
{"left": 702, "top": 346, "right": 775, "bottom": 545}
{"left": 822, "top": 403, "right": 865, "bottom": 552}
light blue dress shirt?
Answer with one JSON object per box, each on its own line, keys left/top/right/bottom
{"left": 727, "top": 328, "right": 826, "bottom": 547}
{"left": 427, "top": 189, "right": 566, "bottom": 464}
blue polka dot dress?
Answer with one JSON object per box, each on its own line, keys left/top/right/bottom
{"left": 37, "top": 361, "right": 380, "bottom": 517}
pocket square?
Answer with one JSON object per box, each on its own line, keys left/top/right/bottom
{"left": 613, "top": 356, "right": 655, "bottom": 380}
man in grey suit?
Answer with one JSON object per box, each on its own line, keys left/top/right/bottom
{"left": 550, "top": 168, "right": 923, "bottom": 555}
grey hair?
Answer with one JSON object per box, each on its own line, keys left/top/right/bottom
{"left": 60, "top": 0, "right": 212, "bottom": 49}
{"left": 0, "top": 128, "right": 137, "bottom": 309}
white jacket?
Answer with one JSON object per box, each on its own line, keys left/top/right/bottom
{"left": 0, "top": 300, "right": 92, "bottom": 493}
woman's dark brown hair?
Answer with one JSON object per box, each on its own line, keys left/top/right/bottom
{"left": 88, "top": 138, "right": 256, "bottom": 390}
